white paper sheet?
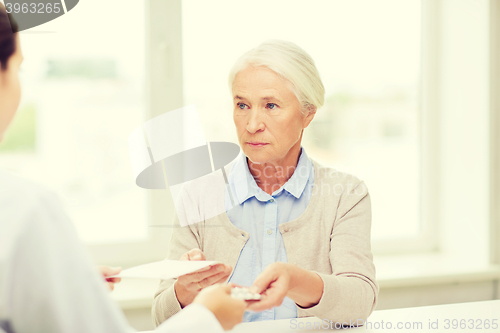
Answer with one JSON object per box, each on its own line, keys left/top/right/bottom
{"left": 111, "top": 259, "right": 221, "bottom": 280}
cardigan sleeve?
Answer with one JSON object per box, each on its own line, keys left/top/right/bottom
{"left": 152, "top": 210, "right": 203, "bottom": 327}
{"left": 298, "top": 181, "right": 379, "bottom": 325}
{"left": 152, "top": 169, "right": 232, "bottom": 326}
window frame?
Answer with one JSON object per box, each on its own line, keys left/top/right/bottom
{"left": 88, "top": 0, "right": 184, "bottom": 267}
{"left": 351, "top": 0, "right": 440, "bottom": 255}
{"left": 490, "top": 0, "right": 500, "bottom": 266}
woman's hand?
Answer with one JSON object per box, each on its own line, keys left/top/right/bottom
{"left": 97, "top": 266, "right": 122, "bottom": 291}
{"left": 245, "top": 262, "right": 291, "bottom": 312}
{"left": 193, "top": 284, "right": 246, "bottom": 331}
{"left": 174, "top": 248, "right": 232, "bottom": 308}
{"left": 246, "top": 262, "right": 324, "bottom": 312}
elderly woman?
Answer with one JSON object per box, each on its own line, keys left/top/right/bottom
{"left": 153, "top": 40, "right": 378, "bottom": 325}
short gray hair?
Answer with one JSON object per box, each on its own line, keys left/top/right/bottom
{"left": 228, "top": 39, "right": 325, "bottom": 113}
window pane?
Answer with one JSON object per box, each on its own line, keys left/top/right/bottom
{"left": 0, "top": 0, "right": 147, "bottom": 243}
{"left": 182, "top": 0, "right": 421, "bottom": 241}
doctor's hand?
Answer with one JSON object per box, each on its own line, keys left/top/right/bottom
{"left": 174, "top": 248, "right": 232, "bottom": 308}
{"left": 97, "top": 266, "right": 122, "bottom": 291}
{"left": 193, "top": 284, "right": 246, "bottom": 331}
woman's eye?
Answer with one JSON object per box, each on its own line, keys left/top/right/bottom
{"left": 267, "top": 103, "right": 278, "bottom": 110}
{"left": 237, "top": 103, "right": 248, "bottom": 110}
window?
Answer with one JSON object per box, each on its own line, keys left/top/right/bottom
{"left": 0, "top": 0, "right": 148, "bottom": 245}
{"left": 2, "top": 0, "right": 494, "bottom": 273}
{"left": 181, "top": 0, "right": 423, "bottom": 252}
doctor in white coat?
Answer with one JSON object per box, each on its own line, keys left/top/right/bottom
{"left": 0, "top": 5, "right": 246, "bottom": 333}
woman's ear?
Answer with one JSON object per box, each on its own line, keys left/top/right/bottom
{"left": 302, "top": 106, "right": 316, "bottom": 129}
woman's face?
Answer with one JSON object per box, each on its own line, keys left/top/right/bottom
{"left": 0, "top": 34, "right": 23, "bottom": 142}
{"left": 232, "top": 66, "right": 315, "bottom": 165}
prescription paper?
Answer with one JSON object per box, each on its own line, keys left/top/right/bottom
{"left": 111, "top": 259, "right": 221, "bottom": 280}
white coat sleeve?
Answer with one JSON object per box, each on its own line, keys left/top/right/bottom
{"left": 155, "top": 304, "right": 224, "bottom": 333}
{"left": 7, "top": 190, "right": 223, "bottom": 333}
{"left": 8, "top": 190, "right": 135, "bottom": 333}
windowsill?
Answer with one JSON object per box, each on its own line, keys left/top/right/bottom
{"left": 110, "top": 253, "right": 500, "bottom": 310}
{"left": 374, "top": 252, "right": 500, "bottom": 288}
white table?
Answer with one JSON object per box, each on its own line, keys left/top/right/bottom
{"left": 228, "top": 300, "right": 500, "bottom": 332}
{"left": 143, "top": 300, "right": 500, "bottom": 332}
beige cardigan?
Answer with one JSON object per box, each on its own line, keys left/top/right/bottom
{"left": 152, "top": 160, "right": 379, "bottom": 326}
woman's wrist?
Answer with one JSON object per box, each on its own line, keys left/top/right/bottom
{"left": 286, "top": 264, "right": 324, "bottom": 308}
{"left": 286, "top": 264, "right": 308, "bottom": 298}
{"left": 174, "top": 280, "right": 197, "bottom": 308}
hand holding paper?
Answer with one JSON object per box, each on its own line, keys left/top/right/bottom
{"left": 110, "top": 248, "right": 233, "bottom": 310}
{"left": 175, "top": 248, "right": 233, "bottom": 308}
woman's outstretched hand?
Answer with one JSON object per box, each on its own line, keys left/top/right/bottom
{"left": 246, "top": 262, "right": 324, "bottom": 312}
{"left": 245, "top": 262, "right": 291, "bottom": 312}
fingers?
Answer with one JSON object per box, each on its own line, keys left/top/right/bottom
{"left": 211, "top": 275, "right": 231, "bottom": 286}
{"left": 197, "top": 283, "right": 219, "bottom": 294}
{"left": 228, "top": 282, "right": 249, "bottom": 290}
{"left": 249, "top": 273, "right": 275, "bottom": 294}
{"left": 97, "top": 266, "right": 122, "bottom": 277}
{"left": 246, "top": 293, "right": 277, "bottom": 312}
{"left": 246, "top": 264, "right": 291, "bottom": 312}
{"left": 179, "top": 264, "right": 231, "bottom": 291}
{"left": 197, "top": 269, "right": 231, "bottom": 288}
{"left": 190, "top": 262, "right": 228, "bottom": 275}
{"left": 191, "top": 264, "right": 227, "bottom": 281}
{"left": 179, "top": 248, "right": 206, "bottom": 261}
{"left": 220, "top": 283, "right": 233, "bottom": 294}
{"left": 246, "top": 280, "right": 288, "bottom": 312}
{"left": 213, "top": 266, "right": 233, "bottom": 284}
{"left": 177, "top": 249, "right": 232, "bottom": 293}
{"left": 193, "top": 265, "right": 212, "bottom": 273}
{"left": 226, "top": 298, "right": 247, "bottom": 330}
{"left": 194, "top": 284, "right": 246, "bottom": 331}
{"left": 187, "top": 248, "right": 206, "bottom": 261}
{"left": 105, "top": 277, "right": 121, "bottom": 283}
{"left": 96, "top": 266, "right": 122, "bottom": 292}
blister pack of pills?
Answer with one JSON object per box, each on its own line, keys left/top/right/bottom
{"left": 230, "top": 287, "right": 262, "bottom": 301}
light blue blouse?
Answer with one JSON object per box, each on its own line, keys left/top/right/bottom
{"left": 224, "top": 147, "right": 315, "bottom": 322}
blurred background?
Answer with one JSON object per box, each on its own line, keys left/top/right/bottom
{"left": 0, "top": 0, "right": 498, "bottom": 330}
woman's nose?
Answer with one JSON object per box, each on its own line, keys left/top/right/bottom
{"left": 246, "top": 109, "right": 265, "bottom": 133}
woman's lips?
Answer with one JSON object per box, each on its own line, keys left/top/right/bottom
{"left": 247, "top": 142, "right": 269, "bottom": 147}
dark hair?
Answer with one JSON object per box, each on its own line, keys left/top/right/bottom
{"left": 0, "top": 3, "right": 19, "bottom": 71}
